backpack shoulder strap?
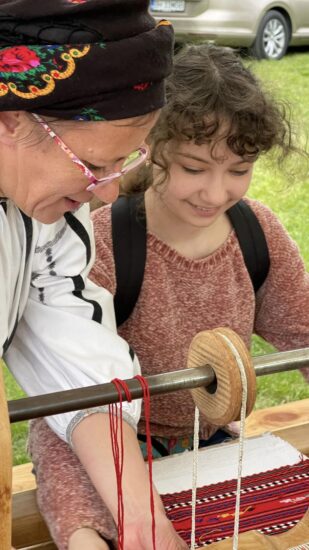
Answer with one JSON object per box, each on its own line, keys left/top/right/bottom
{"left": 227, "top": 199, "right": 270, "bottom": 293}
{"left": 112, "top": 196, "right": 269, "bottom": 327}
{"left": 111, "top": 194, "right": 147, "bottom": 327}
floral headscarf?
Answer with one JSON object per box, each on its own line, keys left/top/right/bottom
{"left": 0, "top": 0, "right": 173, "bottom": 120}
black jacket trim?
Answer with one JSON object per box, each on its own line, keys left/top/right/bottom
{"left": 71, "top": 275, "right": 103, "bottom": 324}
{"left": 64, "top": 212, "right": 91, "bottom": 265}
{"left": 19, "top": 210, "right": 33, "bottom": 264}
{"left": 3, "top": 315, "right": 18, "bottom": 355}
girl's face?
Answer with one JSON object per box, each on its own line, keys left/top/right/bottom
{"left": 0, "top": 111, "right": 158, "bottom": 224}
{"left": 156, "top": 139, "right": 254, "bottom": 229}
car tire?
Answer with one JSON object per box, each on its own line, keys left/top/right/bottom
{"left": 250, "top": 10, "right": 290, "bottom": 60}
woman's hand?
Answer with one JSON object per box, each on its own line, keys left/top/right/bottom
{"left": 125, "top": 514, "right": 188, "bottom": 549}
{"left": 225, "top": 420, "right": 241, "bottom": 436}
{"left": 72, "top": 414, "right": 189, "bottom": 549}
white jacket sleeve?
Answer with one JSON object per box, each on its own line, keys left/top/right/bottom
{"left": 6, "top": 204, "right": 141, "bottom": 443}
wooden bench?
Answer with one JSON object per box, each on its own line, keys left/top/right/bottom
{"left": 12, "top": 463, "right": 56, "bottom": 550}
{"left": 11, "top": 399, "right": 309, "bottom": 549}
{"left": 245, "top": 398, "right": 309, "bottom": 455}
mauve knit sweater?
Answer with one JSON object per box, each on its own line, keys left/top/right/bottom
{"left": 90, "top": 197, "right": 309, "bottom": 440}
{"left": 28, "top": 197, "right": 309, "bottom": 549}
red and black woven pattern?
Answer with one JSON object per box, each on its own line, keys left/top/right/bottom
{"left": 162, "top": 459, "right": 309, "bottom": 547}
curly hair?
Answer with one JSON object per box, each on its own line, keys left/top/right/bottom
{"left": 123, "top": 43, "right": 296, "bottom": 194}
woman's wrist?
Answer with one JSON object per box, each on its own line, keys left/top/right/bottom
{"left": 123, "top": 487, "right": 166, "bottom": 524}
{"left": 125, "top": 512, "right": 188, "bottom": 549}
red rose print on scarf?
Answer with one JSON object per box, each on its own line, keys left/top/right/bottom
{"left": 133, "top": 82, "right": 150, "bottom": 92}
{"left": 0, "top": 46, "right": 40, "bottom": 73}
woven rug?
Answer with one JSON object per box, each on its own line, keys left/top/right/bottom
{"left": 162, "top": 459, "right": 309, "bottom": 547}
{"left": 153, "top": 433, "right": 304, "bottom": 494}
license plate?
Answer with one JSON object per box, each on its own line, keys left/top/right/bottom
{"left": 150, "top": 0, "right": 185, "bottom": 12}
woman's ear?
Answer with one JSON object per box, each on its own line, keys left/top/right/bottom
{"left": 0, "top": 111, "right": 22, "bottom": 145}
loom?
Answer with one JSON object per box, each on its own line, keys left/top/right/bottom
{"left": 1, "top": 328, "right": 309, "bottom": 549}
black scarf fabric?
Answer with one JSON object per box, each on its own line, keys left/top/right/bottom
{"left": 0, "top": 0, "right": 173, "bottom": 120}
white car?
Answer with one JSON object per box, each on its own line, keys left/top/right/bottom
{"left": 150, "top": 0, "right": 309, "bottom": 59}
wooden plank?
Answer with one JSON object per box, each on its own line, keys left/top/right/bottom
{"left": 269, "top": 423, "right": 309, "bottom": 456}
{"left": 245, "top": 398, "right": 309, "bottom": 437}
{"left": 12, "top": 463, "right": 36, "bottom": 494}
{"left": 245, "top": 399, "right": 309, "bottom": 455}
{"left": 21, "top": 544, "right": 56, "bottom": 550}
{"left": 0, "top": 366, "right": 13, "bottom": 549}
{"left": 12, "top": 490, "right": 53, "bottom": 549}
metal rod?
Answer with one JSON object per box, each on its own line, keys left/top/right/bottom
{"left": 8, "top": 347, "right": 309, "bottom": 423}
{"left": 252, "top": 347, "right": 309, "bottom": 375}
{"left": 9, "top": 366, "right": 215, "bottom": 423}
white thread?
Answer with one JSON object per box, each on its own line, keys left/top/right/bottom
{"left": 217, "top": 333, "right": 248, "bottom": 550}
{"left": 191, "top": 406, "right": 200, "bottom": 549}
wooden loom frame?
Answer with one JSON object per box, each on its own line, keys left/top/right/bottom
{"left": 1, "top": 340, "right": 309, "bottom": 549}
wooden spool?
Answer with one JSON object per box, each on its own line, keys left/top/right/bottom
{"left": 0, "top": 365, "right": 12, "bottom": 549}
{"left": 187, "top": 327, "right": 256, "bottom": 426}
{"left": 186, "top": 329, "right": 309, "bottom": 548}
{"left": 206, "top": 507, "right": 309, "bottom": 548}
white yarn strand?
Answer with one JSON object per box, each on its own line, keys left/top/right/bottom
{"left": 288, "top": 544, "right": 309, "bottom": 550}
{"left": 218, "top": 333, "right": 248, "bottom": 550}
{"left": 191, "top": 405, "right": 200, "bottom": 550}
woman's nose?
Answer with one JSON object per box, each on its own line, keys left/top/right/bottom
{"left": 91, "top": 179, "right": 120, "bottom": 204}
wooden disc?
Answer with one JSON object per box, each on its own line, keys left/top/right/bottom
{"left": 187, "top": 328, "right": 256, "bottom": 426}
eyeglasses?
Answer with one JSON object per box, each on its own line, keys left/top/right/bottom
{"left": 32, "top": 113, "right": 149, "bottom": 192}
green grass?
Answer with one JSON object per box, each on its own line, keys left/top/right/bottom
{"left": 2, "top": 362, "right": 29, "bottom": 465}
{"left": 246, "top": 52, "right": 309, "bottom": 410}
{"left": 248, "top": 52, "right": 309, "bottom": 267}
{"left": 3, "top": 51, "right": 309, "bottom": 465}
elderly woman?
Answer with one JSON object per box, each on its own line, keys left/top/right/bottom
{"left": 0, "top": 1, "right": 186, "bottom": 549}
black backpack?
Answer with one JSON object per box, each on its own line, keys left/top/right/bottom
{"left": 112, "top": 194, "right": 270, "bottom": 327}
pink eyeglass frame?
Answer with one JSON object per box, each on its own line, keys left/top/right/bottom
{"left": 32, "top": 113, "right": 149, "bottom": 192}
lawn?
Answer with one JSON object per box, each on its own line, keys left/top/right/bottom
{"left": 247, "top": 52, "right": 309, "bottom": 409}
{"left": 4, "top": 51, "right": 309, "bottom": 465}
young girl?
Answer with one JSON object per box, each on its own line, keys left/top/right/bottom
{"left": 0, "top": 1, "right": 176, "bottom": 549}
{"left": 29, "top": 43, "right": 309, "bottom": 549}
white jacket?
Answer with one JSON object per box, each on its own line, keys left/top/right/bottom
{"left": 1, "top": 200, "right": 141, "bottom": 443}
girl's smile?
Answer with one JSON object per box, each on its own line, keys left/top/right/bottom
{"left": 151, "top": 139, "right": 254, "bottom": 232}
{"left": 185, "top": 201, "right": 221, "bottom": 218}
{"left": 144, "top": 140, "right": 254, "bottom": 261}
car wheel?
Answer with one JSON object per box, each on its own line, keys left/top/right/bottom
{"left": 250, "top": 10, "right": 290, "bottom": 60}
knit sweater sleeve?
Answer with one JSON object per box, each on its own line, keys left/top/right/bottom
{"left": 248, "top": 199, "right": 309, "bottom": 380}
{"left": 90, "top": 204, "right": 116, "bottom": 296}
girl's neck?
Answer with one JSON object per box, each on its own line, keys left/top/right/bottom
{"left": 144, "top": 188, "right": 233, "bottom": 260}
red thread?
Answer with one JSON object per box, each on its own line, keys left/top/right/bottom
{"left": 109, "top": 378, "right": 132, "bottom": 549}
{"left": 135, "top": 375, "right": 156, "bottom": 550}
{"left": 109, "top": 376, "right": 156, "bottom": 550}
